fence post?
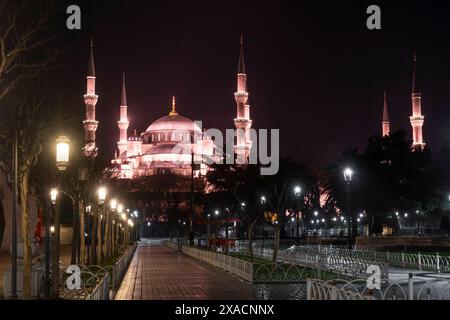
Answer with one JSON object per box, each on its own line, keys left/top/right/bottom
{"left": 408, "top": 273, "right": 414, "bottom": 300}
{"left": 436, "top": 252, "right": 440, "bottom": 273}
{"left": 306, "top": 279, "right": 312, "bottom": 300}
{"left": 402, "top": 251, "right": 405, "bottom": 268}
{"left": 316, "top": 255, "right": 322, "bottom": 279}
{"left": 418, "top": 252, "right": 422, "bottom": 270}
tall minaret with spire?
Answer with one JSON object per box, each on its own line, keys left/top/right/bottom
{"left": 117, "top": 73, "right": 129, "bottom": 155}
{"left": 83, "top": 40, "right": 99, "bottom": 159}
{"left": 382, "top": 90, "right": 390, "bottom": 136}
{"left": 410, "top": 52, "right": 425, "bottom": 149}
{"left": 234, "top": 34, "right": 252, "bottom": 163}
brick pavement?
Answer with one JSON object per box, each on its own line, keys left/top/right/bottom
{"left": 115, "top": 243, "right": 255, "bottom": 300}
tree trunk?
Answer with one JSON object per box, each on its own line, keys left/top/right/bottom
{"left": 71, "top": 198, "right": 78, "bottom": 264}
{"left": 97, "top": 212, "right": 102, "bottom": 264}
{"left": 212, "top": 229, "right": 217, "bottom": 251}
{"left": 90, "top": 214, "right": 96, "bottom": 264}
{"left": 104, "top": 213, "right": 110, "bottom": 260}
{"left": 79, "top": 200, "right": 85, "bottom": 264}
{"left": 19, "top": 172, "right": 31, "bottom": 298}
{"left": 225, "top": 218, "right": 229, "bottom": 255}
{"left": 272, "top": 225, "right": 280, "bottom": 267}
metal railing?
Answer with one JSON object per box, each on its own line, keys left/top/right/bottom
{"left": 307, "top": 276, "right": 450, "bottom": 300}
{"left": 111, "top": 242, "right": 138, "bottom": 289}
{"left": 182, "top": 246, "right": 253, "bottom": 283}
{"left": 86, "top": 273, "right": 111, "bottom": 300}
{"left": 294, "top": 245, "right": 450, "bottom": 272}
{"left": 236, "top": 245, "right": 389, "bottom": 280}
{"left": 57, "top": 243, "right": 137, "bottom": 300}
{"left": 165, "top": 241, "right": 179, "bottom": 251}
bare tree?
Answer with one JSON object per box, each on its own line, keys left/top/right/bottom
{"left": 0, "top": 0, "right": 60, "bottom": 100}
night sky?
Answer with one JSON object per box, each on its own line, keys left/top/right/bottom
{"left": 59, "top": 0, "right": 450, "bottom": 169}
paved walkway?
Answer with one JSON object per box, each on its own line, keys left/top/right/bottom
{"left": 115, "top": 242, "right": 255, "bottom": 300}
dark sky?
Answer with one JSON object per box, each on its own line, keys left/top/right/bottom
{"left": 59, "top": 0, "right": 450, "bottom": 169}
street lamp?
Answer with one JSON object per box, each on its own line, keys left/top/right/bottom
{"left": 52, "top": 136, "right": 70, "bottom": 298}
{"left": 214, "top": 210, "right": 220, "bottom": 216}
{"left": 56, "top": 136, "right": 70, "bottom": 171}
{"left": 343, "top": 167, "right": 353, "bottom": 249}
{"left": 117, "top": 203, "right": 124, "bottom": 214}
{"left": 110, "top": 199, "right": 117, "bottom": 211}
{"left": 97, "top": 187, "right": 106, "bottom": 205}
{"left": 260, "top": 196, "right": 267, "bottom": 243}
{"left": 261, "top": 196, "right": 266, "bottom": 204}
{"left": 293, "top": 185, "right": 302, "bottom": 245}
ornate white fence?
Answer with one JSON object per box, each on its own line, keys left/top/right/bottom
{"left": 86, "top": 273, "right": 111, "bottom": 300}
{"left": 307, "top": 276, "right": 450, "bottom": 300}
{"left": 182, "top": 246, "right": 253, "bottom": 282}
{"left": 237, "top": 245, "right": 389, "bottom": 280}
{"left": 111, "top": 242, "right": 138, "bottom": 289}
{"left": 295, "top": 245, "right": 450, "bottom": 272}
{"left": 165, "top": 240, "right": 179, "bottom": 251}
{"left": 58, "top": 243, "right": 137, "bottom": 300}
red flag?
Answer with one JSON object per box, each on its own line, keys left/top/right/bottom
{"left": 34, "top": 207, "right": 43, "bottom": 245}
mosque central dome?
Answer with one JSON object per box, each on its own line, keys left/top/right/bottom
{"left": 145, "top": 97, "right": 202, "bottom": 133}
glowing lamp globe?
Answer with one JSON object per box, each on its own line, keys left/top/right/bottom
{"left": 110, "top": 198, "right": 118, "bottom": 211}
{"left": 97, "top": 186, "right": 107, "bottom": 204}
{"left": 50, "top": 188, "right": 58, "bottom": 204}
{"left": 343, "top": 168, "right": 353, "bottom": 182}
{"left": 56, "top": 136, "right": 70, "bottom": 171}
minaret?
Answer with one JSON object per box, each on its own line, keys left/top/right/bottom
{"left": 410, "top": 52, "right": 425, "bottom": 149}
{"left": 117, "top": 73, "right": 129, "bottom": 155}
{"left": 382, "top": 90, "right": 390, "bottom": 136}
{"left": 83, "top": 40, "right": 99, "bottom": 159}
{"left": 234, "top": 34, "right": 252, "bottom": 163}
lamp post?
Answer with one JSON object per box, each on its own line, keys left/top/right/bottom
{"left": 45, "top": 188, "right": 57, "bottom": 299}
{"left": 53, "top": 135, "right": 70, "bottom": 298}
{"left": 343, "top": 167, "right": 353, "bottom": 249}
{"left": 294, "top": 186, "right": 302, "bottom": 245}
{"left": 261, "top": 196, "right": 266, "bottom": 243}
{"left": 86, "top": 204, "right": 92, "bottom": 263}
{"left": 207, "top": 213, "right": 211, "bottom": 249}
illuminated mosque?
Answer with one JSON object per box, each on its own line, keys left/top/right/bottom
{"left": 80, "top": 38, "right": 253, "bottom": 179}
